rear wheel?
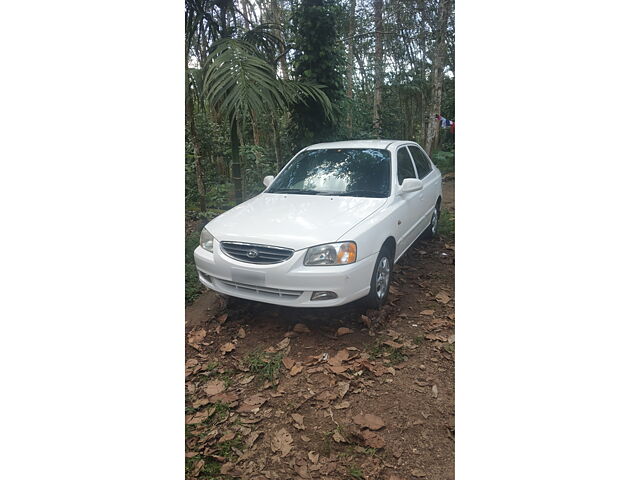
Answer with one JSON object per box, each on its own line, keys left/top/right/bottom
{"left": 365, "top": 247, "right": 393, "bottom": 309}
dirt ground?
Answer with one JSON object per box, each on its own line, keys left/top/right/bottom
{"left": 185, "top": 180, "right": 454, "bottom": 480}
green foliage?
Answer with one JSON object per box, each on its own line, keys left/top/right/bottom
{"left": 203, "top": 38, "right": 332, "bottom": 126}
{"left": 291, "top": 0, "right": 345, "bottom": 146}
{"left": 347, "top": 465, "right": 364, "bottom": 479}
{"left": 438, "top": 209, "right": 455, "bottom": 238}
{"left": 185, "top": 231, "right": 203, "bottom": 304}
{"left": 245, "top": 350, "right": 283, "bottom": 384}
{"left": 432, "top": 150, "right": 455, "bottom": 175}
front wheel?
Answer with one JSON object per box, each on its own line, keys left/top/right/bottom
{"left": 424, "top": 204, "right": 440, "bottom": 239}
{"left": 365, "top": 248, "right": 393, "bottom": 309}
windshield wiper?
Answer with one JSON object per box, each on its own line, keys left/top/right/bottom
{"left": 327, "top": 190, "right": 387, "bottom": 198}
{"left": 269, "top": 188, "right": 321, "bottom": 195}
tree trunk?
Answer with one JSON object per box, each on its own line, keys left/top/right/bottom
{"left": 372, "top": 0, "right": 383, "bottom": 138}
{"left": 187, "top": 94, "right": 206, "bottom": 212}
{"left": 346, "top": 0, "right": 356, "bottom": 137}
{"left": 272, "top": 116, "right": 282, "bottom": 171}
{"left": 424, "top": 0, "right": 451, "bottom": 155}
{"left": 230, "top": 118, "right": 242, "bottom": 205}
{"left": 272, "top": 0, "right": 289, "bottom": 80}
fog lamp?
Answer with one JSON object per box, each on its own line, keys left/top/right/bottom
{"left": 311, "top": 291, "right": 338, "bottom": 301}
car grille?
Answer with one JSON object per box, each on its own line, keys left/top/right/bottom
{"left": 216, "top": 279, "right": 303, "bottom": 299}
{"left": 219, "top": 241, "right": 294, "bottom": 264}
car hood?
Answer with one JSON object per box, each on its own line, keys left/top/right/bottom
{"left": 208, "top": 193, "right": 387, "bottom": 250}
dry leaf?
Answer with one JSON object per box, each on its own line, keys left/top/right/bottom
{"left": 335, "top": 401, "right": 350, "bottom": 409}
{"left": 192, "top": 459, "right": 205, "bottom": 476}
{"left": 435, "top": 291, "right": 451, "bottom": 304}
{"left": 308, "top": 451, "right": 319, "bottom": 464}
{"left": 383, "top": 340, "right": 404, "bottom": 349}
{"left": 293, "top": 323, "right": 310, "bottom": 333}
{"left": 291, "top": 413, "right": 305, "bottom": 430}
{"left": 336, "top": 327, "right": 354, "bottom": 336}
{"left": 411, "top": 468, "right": 428, "bottom": 477}
{"left": 220, "top": 463, "right": 234, "bottom": 474}
{"left": 275, "top": 337, "right": 290, "bottom": 351}
{"left": 239, "top": 375, "right": 254, "bottom": 385}
{"left": 419, "top": 309, "right": 435, "bottom": 316}
{"left": 290, "top": 363, "right": 304, "bottom": 376}
{"left": 218, "top": 432, "right": 235, "bottom": 443}
{"left": 245, "top": 431, "right": 262, "bottom": 448}
{"left": 220, "top": 342, "right": 236, "bottom": 354}
{"left": 360, "top": 315, "right": 372, "bottom": 328}
{"left": 361, "top": 429, "right": 385, "bottom": 448}
{"left": 353, "top": 413, "right": 385, "bottom": 431}
{"left": 328, "top": 349, "right": 350, "bottom": 366}
{"left": 204, "top": 379, "right": 226, "bottom": 396}
{"left": 432, "top": 384, "right": 439, "bottom": 398}
{"left": 187, "top": 328, "right": 206, "bottom": 349}
{"left": 332, "top": 431, "right": 347, "bottom": 443}
{"left": 238, "top": 327, "right": 246, "bottom": 338}
{"left": 337, "top": 381, "right": 350, "bottom": 399}
{"left": 271, "top": 428, "right": 293, "bottom": 457}
{"left": 217, "top": 313, "right": 228, "bottom": 324}
{"left": 448, "top": 334, "right": 455, "bottom": 344}
{"left": 282, "top": 356, "right": 295, "bottom": 370}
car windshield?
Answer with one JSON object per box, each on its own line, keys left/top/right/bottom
{"left": 267, "top": 148, "right": 391, "bottom": 198}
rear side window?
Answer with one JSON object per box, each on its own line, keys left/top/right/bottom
{"left": 397, "top": 147, "right": 417, "bottom": 184}
{"left": 408, "top": 145, "right": 433, "bottom": 178}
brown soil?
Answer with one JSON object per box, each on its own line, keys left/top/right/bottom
{"left": 186, "top": 181, "right": 454, "bottom": 480}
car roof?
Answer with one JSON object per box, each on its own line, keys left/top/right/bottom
{"left": 304, "top": 140, "right": 416, "bottom": 151}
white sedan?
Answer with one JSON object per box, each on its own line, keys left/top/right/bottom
{"left": 194, "top": 140, "right": 442, "bottom": 308}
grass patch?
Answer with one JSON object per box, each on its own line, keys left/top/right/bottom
{"left": 367, "top": 340, "right": 407, "bottom": 365}
{"left": 438, "top": 209, "right": 455, "bottom": 238}
{"left": 185, "top": 455, "right": 222, "bottom": 479}
{"left": 245, "top": 350, "right": 283, "bottom": 384}
{"left": 186, "top": 231, "right": 204, "bottom": 304}
{"left": 201, "top": 402, "right": 231, "bottom": 427}
{"left": 432, "top": 150, "right": 455, "bottom": 175}
{"left": 347, "top": 465, "right": 365, "bottom": 479}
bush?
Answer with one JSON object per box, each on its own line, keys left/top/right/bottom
{"left": 432, "top": 150, "right": 455, "bottom": 175}
{"left": 185, "top": 232, "right": 204, "bottom": 304}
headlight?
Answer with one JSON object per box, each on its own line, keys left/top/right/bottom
{"left": 199, "top": 228, "right": 214, "bottom": 252}
{"left": 304, "top": 241, "right": 357, "bottom": 266}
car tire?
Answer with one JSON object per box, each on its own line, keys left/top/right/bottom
{"left": 423, "top": 203, "right": 440, "bottom": 239}
{"left": 365, "top": 247, "right": 393, "bottom": 310}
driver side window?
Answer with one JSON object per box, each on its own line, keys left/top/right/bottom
{"left": 397, "top": 147, "right": 417, "bottom": 185}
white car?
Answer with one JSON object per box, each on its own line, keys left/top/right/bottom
{"left": 194, "top": 140, "right": 442, "bottom": 309}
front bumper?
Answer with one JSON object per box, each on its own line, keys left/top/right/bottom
{"left": 193, "top": 240, "right": 376, "bottom": 307}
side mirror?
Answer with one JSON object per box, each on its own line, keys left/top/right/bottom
{"left": 263, "top": 175, "right": 274, "bottom": 188}
{"left": 401, "top": 178, "right": 423, "bottom": 193}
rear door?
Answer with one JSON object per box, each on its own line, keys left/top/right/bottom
{"left": 407, "top": 144, "right": 440, "bottom": 232}
{"left": 395, "top": 145, "right": 423, "bottom": 255}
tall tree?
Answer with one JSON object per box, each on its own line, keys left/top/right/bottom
{"left": 291, "top": 0, "right": 345, "bottom": 147}
{"left": 424, "top": 0, "right": 452, "bottom": 154}
{"left": 345, "top": 0, "right": 356, "bottom": 137}
{"left": 203, "top": 38, "right": 333, "bottom": 202}
{"left": 372, "top": 0, "right": 383, "bottom": 138}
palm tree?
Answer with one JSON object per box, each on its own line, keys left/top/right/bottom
{"left": 202, "top": 38, "right": 334, "bottom": 203}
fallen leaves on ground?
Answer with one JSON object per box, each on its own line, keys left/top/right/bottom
{"left": 360, "top": 429, "right": 385, "bottom": 448}
{"left": 293, "top": 323, "right": 310, "bottom": 333}
{"left": 187, "top": 328, "right": 206, "bottom": 350}
{"left": 271, "top": 428, "right": 293, "bottom": 457}
{"left": 204, "top": 379, "right": 226, "bottom": 396}
{"left": 336, "top": 327, "right": 354, "bottom": 336}
{"left": 435, "top": 291, "right": 451, "bottom": 304}
{"left": 353, "top": 413, "right": 385, "bottom": 431}
{"left": 220, "top": 342, "right": 235, "bottom": 354}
